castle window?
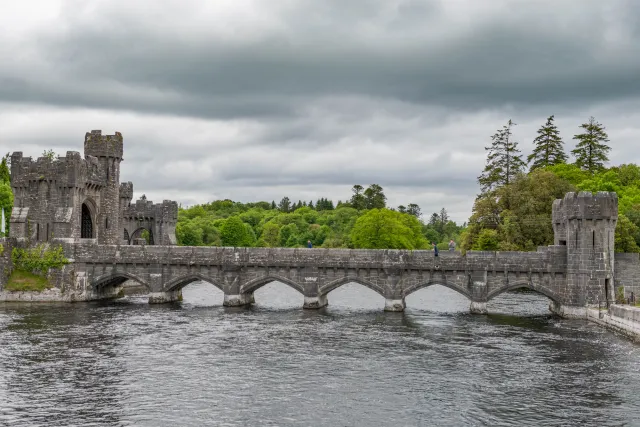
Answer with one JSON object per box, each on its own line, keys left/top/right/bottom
{"left": 46, "top": 223, "right": 49, "bottom": 241}
{"left": 36, "top": 223, "right": 39, "bottom": 241}
{"left": 105, "top": 218, "right": 109, "bottom": 229}
{"left": 81, "top": 203, "right": 93, "bottom": 238}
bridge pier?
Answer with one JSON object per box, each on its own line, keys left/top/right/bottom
{"left": 549, "top": 301, "right": 587, "bottom": 319}
{"left": 148, "top": 290, "right": 182, "bottom": 304}
{"left": 223, "top": 292, "right": 254, "bottom": 307}
{"left": 384, "top": 298, "right": 406, "bottom": 312}
{"left": 303, "top": 294, "right": 328, "bottom": 309}
{"left": 469, "top": 301, "right": 488, "bottom": 315}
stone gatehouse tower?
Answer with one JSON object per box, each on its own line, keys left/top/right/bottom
{"left": 9, "top": 130, "right": 177, "bottom": 245}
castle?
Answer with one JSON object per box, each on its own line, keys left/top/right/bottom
{"left": 9, "top": 130, "right": 177, "bottom": 245}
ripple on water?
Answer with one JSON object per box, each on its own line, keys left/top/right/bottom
{"left": 1, "top": 281, "right": 639, "bottom": 427}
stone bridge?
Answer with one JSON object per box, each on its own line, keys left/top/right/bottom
{"left": 3, "top": 191, "right": 634, "bottom": 318}
{"left": 63, "top": 243, "right": 571, "bottom": 313}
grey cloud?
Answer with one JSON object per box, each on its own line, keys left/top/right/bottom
{"left": 2, "top": 0, "right": 640, "bottom": 223}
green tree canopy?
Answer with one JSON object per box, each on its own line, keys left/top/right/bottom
{"left": 572, "top": 116, "right": 611, "bottom": 174}
{"left": 528, "top": 115, "right": 567, "bottom": 170}
{"left": 220, "top": 216, "right": 254, "bottom": 247}
{"left": 478, "top": 119, "right": 526, "bottom": 194}
{"left": 350, "top": 208, "right": 427, "bottom": 249}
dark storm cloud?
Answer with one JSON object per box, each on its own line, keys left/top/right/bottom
{"left": 2, "top": 0, "right": 640, "bottom": 118}
{"left": 1, "top": 0, "right": 640, "bottom": 221}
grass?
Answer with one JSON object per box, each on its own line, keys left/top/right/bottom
{"left": 4, "top": 270, "right": 52, "bottom": 292}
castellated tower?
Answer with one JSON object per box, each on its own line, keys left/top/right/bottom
{"left": 552, "top": 191, "right": 618, "bottom": 308}
{"left": 83, "top": 130, "right": 124, "bottom": 244}
{"left": 10, "top": 131, "right": 124, "bottom": 245}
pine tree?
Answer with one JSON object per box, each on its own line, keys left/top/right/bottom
{"left": 572, "top": 116, "right": 611, "bottom": 174}
{"left": 364, "top": 184, "right": 386, "bottom": 209}
{"left": 478, "top": 119, "right": 526, "bottom": 193}
{"left": 350, "top": 185, "right": 366, "bottom": 210}
{"left": 278, "top": 197, "right": 291, "bottom": 212}
{"left": 271, "top": 201, "right": 276, "bottom": 210}
{"left": 407, "top": 203, "right": 421, "bottom": 218}
{"left": 527, "top": 115, "right": 567, "bottom": 170}
{"left": 397, "top": 205, "right": 407, "bottom": 213}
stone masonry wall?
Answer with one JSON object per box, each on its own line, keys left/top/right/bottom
{"left": 614, "top": 253, "right": 640, "bottom": 299}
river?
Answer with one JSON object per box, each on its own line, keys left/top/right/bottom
{"left": 1, "top": 283, "right": 639, "bottom": 426}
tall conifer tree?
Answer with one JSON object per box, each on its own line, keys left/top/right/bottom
{"left": 572, "top": 116, "right": 611, "bottom": 174}
{"left": 478, "top": 119, "right": 526, "bottom": 193}
{"left": 528, "top": 115, "right": 567, "bottom": 170}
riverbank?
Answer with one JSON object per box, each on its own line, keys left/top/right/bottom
{"left": 587, "top": 305, "right": 640, "bottom": 342}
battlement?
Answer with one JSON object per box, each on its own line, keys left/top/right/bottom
{"left": 10, "top": 150, "right": 105, "bottom": 187}
{"left": 122, "top": 196, "right": 178, "bottom": 223}
{"left": 119, "top": 182, "right": 134, "bottom": 200}
{"left": 552, "top": 191, "right": 618, "bottom": 223}
{"left": 84, "top": 130, "right": 124, "bottom": 159}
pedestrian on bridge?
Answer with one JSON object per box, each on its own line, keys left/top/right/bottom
{"left": 307, "top": 240, "right": 313, "bottom": 248}
{"left": 432, "top": 242, "right": 439, "bottom": 257}
{"left": 449, "top": 240, "right": 456, "bottom": 252}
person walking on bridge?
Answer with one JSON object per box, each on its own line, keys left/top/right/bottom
{"left": 449, "top": 240, "right": 456, "bottom": 252}
{"left": 307, "top": 240, "right": 313, "bottom": 248}
{"left": 432, "top": 242, "right": 439, "bottom": 257}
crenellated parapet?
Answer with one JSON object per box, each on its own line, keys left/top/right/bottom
{"left": 10, "top": 150, "right": 106, "bottom": 189}
{"left": 84, "top": 130, "right": 123, "bottom": 160}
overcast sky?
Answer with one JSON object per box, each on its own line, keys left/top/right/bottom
{"left": 1, "top": 0, "right": 639, "bottom": 222}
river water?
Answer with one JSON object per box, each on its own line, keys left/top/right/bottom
{"left": 1, "top": 283, "right": 639, "bottom": 427}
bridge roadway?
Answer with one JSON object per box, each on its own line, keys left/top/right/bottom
{"left": 62, "top": 242, "right": 570, "bottom": 313}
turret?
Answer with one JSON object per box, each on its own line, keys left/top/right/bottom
{"left": 83, "top": 130, "right": 124, "bottom": 244}
{"left": 552, "top": 191, "right": 618, "bottom": 307}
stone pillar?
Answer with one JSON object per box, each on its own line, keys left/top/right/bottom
{"left": 223, "top": 292, "right": 254, "bottom": 307}
{"left": 384, "top": 298, "right": 406, "bottom": 312}
{"left": 303, "top": 294, "right": 328, "bottom": 309}
{"left": 470, "top": 301, "right": 488, "bottom": 314}
{"left": 148, "top": 289, "right": 182, "bottom": 304}
{"left": 548, "top": 301, "right": 587, "bottom": 319}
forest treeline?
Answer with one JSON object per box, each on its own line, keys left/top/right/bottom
{"left": 176, "top": 184, "right": 464, "bottom": 250}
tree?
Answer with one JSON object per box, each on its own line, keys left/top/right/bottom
{"left": 407, "top": 203, "right": 421, "bottom": 217}
{"left": 615, "top": 214, "right": 640, "bottom": 253}
{"left": 528, "top": 115, "right": 567, "bottom": 170}
{"left": 260, "top": 222, "right": 280, "bottom": 247}
{"left": 220, "top": 216, "right": 253, "bottom": 247}
{"left": 0, "top": 154, "right": 10, "bottom": 185}
{"left": 350, "top": 185, "right": 366, "bottom": 210}
{"left": 364, "top": 184, "right": 386, "bottom": 209}
{"left": 439, "top": 208, "right": 448, "bottom": 231}
{"left": 478, "top": 119, "right": 526, "bottom": 193}
{"left": 0, "top": 182, "right": 14, "bottom": 236}
{"left": 42, "top": 149, "right": 56, "bottom": 161}
{"left": 350, "top": 209, "right": 426, "bottom": 249}
{"left": 271, "top": 201, "right": 277, "bottom": 210}
{"left": 278, "top": 197, "right": 291, "bottom": 213}
{"left": 397, "top": 205, "right": 407, "bottom": 213}
{"left": 572, "top": 116, "right": 611, "bottom": 174}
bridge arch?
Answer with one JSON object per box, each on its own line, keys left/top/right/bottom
{"left": 403, "top": 279, "right": 472, "bottom": 300}
{"left": 319, "top": 276, "right": 387, "bottom": 299}
{"left": 92, "top": 271, "right": 150, "bottom": 290}
{"left": 240, "top": 275, "right": 305, "bottom": 296}
{"left": 163, "top": 274, "right": 224, "bottom": 293}
{"left": 486, "top": 280, "right": 561, "bottom": 304}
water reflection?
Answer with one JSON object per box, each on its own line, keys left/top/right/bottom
{"left": 1, "top": 282, "right": 639, "bottom": 427}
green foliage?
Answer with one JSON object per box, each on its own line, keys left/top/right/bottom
{"left": 42, "top": 149, "right": 56, "bottom": 161}
{"left": 0, "top": 181, "right": 13, "bottom": 236}
{"left": 528, "top": 115, "right": 567, "bottom": 170}
{"left": 572, "top": 116, "right": 611, "bottom": 174}
{"left": 463, "top": 169, "right": 576, "bottom": 251}
{"left": 175, "top": 186, "right": 462, "bottom": 249}
{"left": 0, "top": 154, "right": 10, "bottom": 185}
{"left": 11, "top": 244, "right": 69, "bottom": 275}
{"left": 5, "top": 270, "right": 52, "bottom": 292}
{"left": 478, "top": 119, "right": 526, "bottom": 193}
{"left": 220, "top": 216, "right": 254, "bottom": 247}
{"left": 140, "top": 229, "right": 150, "bottom": 244}
{"left": 614, "top": 214, "right": 640, "bottom": 253}
{"left": 350, "top": 209, "right": 427, "bottom": 249}
{"left": 473, "top": 229, "right": 499, "bottom": 251}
